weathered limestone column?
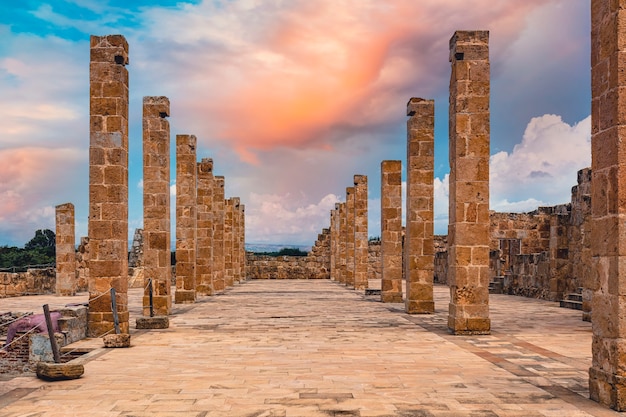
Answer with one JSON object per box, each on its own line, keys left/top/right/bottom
{"left": 345, "top": 187, "right": 356, "bottom": 288}
{"left": 405, "top": 98, "right": 435, "bottom": 314}
{"left": 142, "top": 96, "right": 171, "bottom": 316}
{"left": 329, "top": 205, "right": 339, "bottom": 281}
{"left": 212, "top": 176, "right": 226, "bottom": 292}
{"left": 589, "top": 1, "right": 626, "bottom": 409}
{"left": 55, "top": 203, "right": 76, "bottom": 296}
{"left": 447, "top": 31, "right": 491, "bottom": 334}
{"left": 196, "top": 158, "right": 214, "bottom": 296}
{"left": 381, "top": 161, "right": 403, "bottom": 303}
{"left": 88, "top": 35, "right": 129, "bottom": 337}
{"left": 354, "top": 175, "right": 368, "bottom": 290}
{"left": 232, "top": 197, "right": 241, "bottom": 283}
{"left": 240, "top": 204, "right": 246, "bottom": 281}
{"left": 338, "top": 202, "right": 347, "bottom": 284}
{"left": 174, "top": 135, "right": 197, "bottom": 304}
{"left": 224, "top": 198, "right": 234, "bottom": 287}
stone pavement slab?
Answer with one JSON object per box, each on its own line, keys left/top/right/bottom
{"left": 0, "top": 280, "right": 620, "bottom": 416}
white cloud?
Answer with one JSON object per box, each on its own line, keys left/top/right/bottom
{"left": 434, "top": 174, "right": 449, "bottom": 235}
{"left": 246, "top": 192, "right": 339, "bottom": 245}
{"left": 490, "top": 114, "right": 590, "bottom": 211}
{"left": 430, "top": 114, "right": 591, "bottom": 236}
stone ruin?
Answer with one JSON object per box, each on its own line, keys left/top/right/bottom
{"left": 4, "top": 1, "right": 626, "bottom": 409}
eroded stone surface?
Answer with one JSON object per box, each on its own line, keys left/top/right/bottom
{"left": 589, "top": 1, "right": 626, "bottom": 410}
{"left": 88, "top": 34, "right": 130, "bottom": 337}
{"left": 381, "top": 161, "right": 403, "bottom": 303}
{"left": 55, "top": 203, "right": 76, "bottom": 296}
{"left": 175, "top": 134, "right": 197, "bottom": 304}
{"left": 36, "top": 361, "right": 84, "bottom": 381}
{"left": 447, "top": 31, "right": 490, "bottom": 334}
{"left": 405, "top": 98, "right": 435, "bottom": 314}
{"left": 142, "top": 96, "right": 171, "bottom": 316}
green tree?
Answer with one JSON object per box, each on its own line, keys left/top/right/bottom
{"left": 25, "top": 229, "right": 56, "bottom": 250}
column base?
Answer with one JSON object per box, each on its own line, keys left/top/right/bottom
{"left": 447, "top": 314, "right": 491, "bottom": 335}
{"left": 142, "top": 295, "right": 171, "bottom": 316}
{"left": 196, "top": 285, "right": 214, "bottom": 296}
{"left": 406, "top": 301, "right": 435, "bottom": 314}
{"left": 589, "top": 366, "right": 626, "bottom": 411}
{"left": 175, "top": 289, "right": 196, "bottom": 304}
{"left": 381, "top": 293, "right": 403, "bottom": 303}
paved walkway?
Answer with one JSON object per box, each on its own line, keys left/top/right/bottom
{"left": 0, "top": 280, "right": 620, "bottom": 417}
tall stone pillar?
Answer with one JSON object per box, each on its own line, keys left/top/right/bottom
{"left": 88, "top": 35, "right": 129, "bottom": 337}
{"left": 405, "top": 98, "right": 435, "bottom": 314}
{"left": 354, "top": 175, "right": 368, "bottom": 290}
{"left": 381, "top": 161, "right": 403, "bottom": 303}
{"left": 142, "top": 96, "right": 171, "bottom": 316}
{"left": 240, "top": 204, "right": 246, "bottom": 281}
{"left": 329, "top": 205, "right": 339, "bottom": 281}
{"left": 224, "top": 198, "right": 234, "bottom": 287}
{"left": 232, "top": 197, "right": 241, "bottom": 284}
{"left": 589, "top": 1, "right": 626, "bottom": 409}
{"left": 447, "top": 31, "right": 491, "bottom": 334}
{"left": 338, "top": 202, "right": 347, "bottom": 284}
{"left": 345, "top": 187, "right": 356, "bottom": 288}
{"left": 196, "top": 158, "right": 214, "bottom": 295}
{"left": 174, "top": 134, "right": 197, "bottom": 304}
{"left": 56, "top": 203, "right": 76, "bottom": 296}
{"left": 212, "top": 176, "right": 226, "bottom": 292}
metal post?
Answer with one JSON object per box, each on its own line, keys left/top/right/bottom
{"left": 110, "top": 288, "right": 120, "bottom": 334}
{"left": 42, "top": 304, "right": 60, "bottom": 363}
{"left": 148, "top": 278, "right": 154, "bottom": 317}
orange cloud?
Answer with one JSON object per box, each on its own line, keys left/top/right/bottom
{"left": 143, "top": 0, "right": 550, "bottom": 162}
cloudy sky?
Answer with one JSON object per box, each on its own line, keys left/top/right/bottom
{"left": 0, "top": 0, "right": 591, "bottom": 248}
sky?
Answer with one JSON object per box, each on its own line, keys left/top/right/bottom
{"left": 0, "top": 0, "right": 591, "bottom": 248}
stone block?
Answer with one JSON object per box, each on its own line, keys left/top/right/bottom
{"left": 36, "top": 361, "right": 84, "bottom": 381}
{"left": 136, "top": 316, "right": 169, "bottom": 329}
{"left": 103, "top": 333, "right": 131, "bottom": 348}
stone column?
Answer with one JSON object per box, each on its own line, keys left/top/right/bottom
{"left": 345, "top": 187, "right": 356, "bottom": 288}
{"left": 55, "top": 203, "right": 76, "bottom": 296}
{"left": 232, "top": 197, "right": 241, "bottom": 284}
{"left": 338, "top": 202, "right": 347, "bottom": 284}
{"left": 329, "top": 205, "right": 339, "bottom": 281}
{"left": 88, "top": 35, "right": 129, "bottom": 337}
{"left": 212, "top": 176, "right": 226, "bottom": 292}
{"left": 224, "top": 198, "right": 234, "bottom": 287}
{"left": 354, "top": 175, "right": 368, "bottom": 290}
{"left": 447, "top": 31, "right": 491, "bottom": 334}
{"left": 589, "top": 1, "right": 626, "bottom": 409}
{"left": 381, "top": 161, "right": 403, "bottom": 303}
{"left": 196, "top": 158, "right": 214, "bottom": 296}
{"left": 142, "top": 96, "right": 171, "bottom": 316}
{"left": 405, "top": 98, "right": 435, "bottom": 314}
{"left": 174, "top": 134, "right": 197, "bottom": 304}
{"left": 240, "top": 204, "right": 246, "bottom": 281}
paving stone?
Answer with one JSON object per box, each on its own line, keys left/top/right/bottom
{"left": 0, "top": 281, "right": 622, "bottom": 416}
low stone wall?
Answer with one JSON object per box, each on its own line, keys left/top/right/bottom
{"left": 246, "top": 255, "right": 328, "bottom": 279}
{"left": 0, "top": 268, "right": 56, "bottom": 298}
{"left": 504, "top": 252, "right": 551, "bottom": 299}
{"left": 368, "top": 241, "right": 381, "bottom": 282}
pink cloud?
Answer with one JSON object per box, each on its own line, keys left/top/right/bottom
{"left": 0, "top": 147, "right": 86, "bottom": 244}
{"left": 138, "top": 0, "right": 551, "bottom": 162}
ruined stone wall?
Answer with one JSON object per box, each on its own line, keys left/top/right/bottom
{"left": 247, "top": 229, "right": 331, "bottom": 280}
{"left": 246, "top": 255, "right": 327, "bottom": 280}
{"left": 0, "top": 268, "right": 56, "bottom": 298}
{"left": 435, "top": 167, "right": 591, "bottom": 301}
{"left": 504, "top": 252, "right": 551, "bottom": 299}
{"left": 368, "top": 240, "right": 382, "bottom": 283}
